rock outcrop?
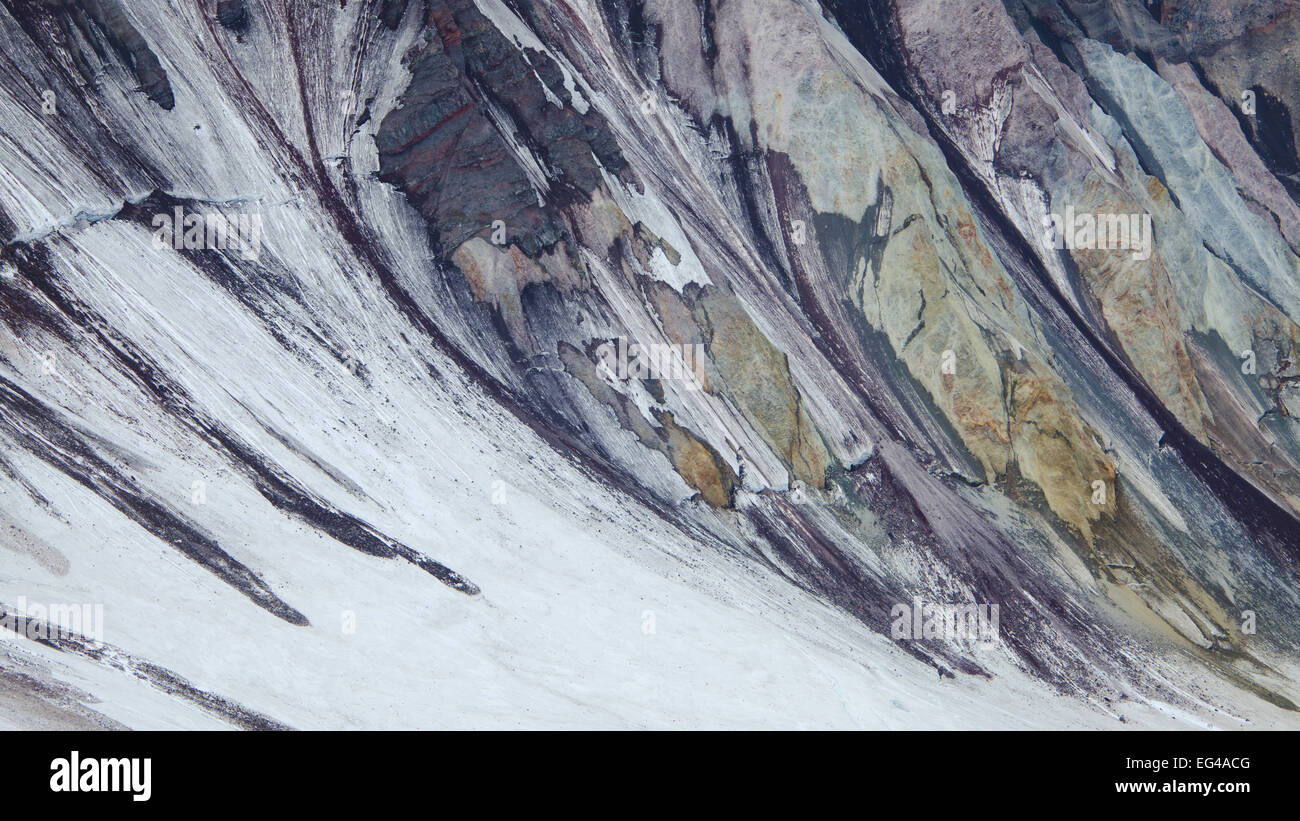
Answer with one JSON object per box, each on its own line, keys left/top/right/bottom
{"left": 1, "top": 0, "right": 1299, "bottom": 728}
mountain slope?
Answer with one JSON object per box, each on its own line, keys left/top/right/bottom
{"left": 1, "top": 0, "right": 1299, "bottom": 728}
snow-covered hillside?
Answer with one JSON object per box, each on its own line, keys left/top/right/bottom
{"left": 2, "top": 0, "right": 1300, "bottom": 729}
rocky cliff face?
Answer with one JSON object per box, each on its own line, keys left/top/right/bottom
{"left": 1, "top": 0, "right": 1299, "bottom": 728}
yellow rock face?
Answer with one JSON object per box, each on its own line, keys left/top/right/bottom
{"left": 660, "top": 412, "right": 736, "bottom": 508}
{"left": 866, "top": 216, "right": 1012, "bottom": 482}
{"left": 1008, "top": 371, "right": 1117, "bottom": 542}
{"left": 840, "top": 181, "right": 1114, "bottom": 539}
{"left": 1066, "top": 173, "right": 1211, "bottom": 440}
{"left": 695, "top": 288, "right": 829, "bottom": 489}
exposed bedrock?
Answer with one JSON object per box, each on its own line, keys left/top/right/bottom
{"left": 375, "top": 0, "right": 626, "bottom": 257}
{"left": 371, "top": 0, "right": 1300, "bottom": 697}
{"left": 3, "top": 0, "right": 1300, "bottom": 727}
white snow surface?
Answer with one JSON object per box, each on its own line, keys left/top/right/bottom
{"left": 1, "top": 0, "right": 1297, "bottom": 731}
